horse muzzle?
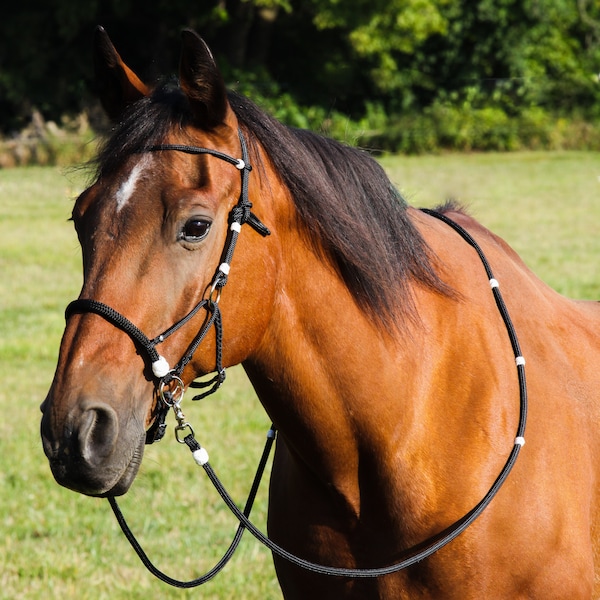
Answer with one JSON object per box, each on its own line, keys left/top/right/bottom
{"left": 40, "top": 397, "right": 145, "bottom": 497}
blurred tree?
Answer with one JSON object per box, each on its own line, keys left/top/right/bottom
{"left": 214, "top": 0, "right": 291, "bottom": 67}
{"left": 0, "top": 0, "right": 597, "bottom": 134}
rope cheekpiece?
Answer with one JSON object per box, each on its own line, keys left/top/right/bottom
{"left": 106, "top": 208, "right": 528, "bottom": 586}
{"left": 65, "top": 129, "right": 269, "bottom": 444}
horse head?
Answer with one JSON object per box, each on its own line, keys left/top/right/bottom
{"left": 40, "top": 28, "right": 276, "bottom": 496}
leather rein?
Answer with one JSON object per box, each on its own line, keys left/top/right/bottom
{"left": 64, "top": 129, "right": 527, "bottom": 586}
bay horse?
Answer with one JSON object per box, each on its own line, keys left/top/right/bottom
{"left": 41, "top": 27, "right": 600, "bottom": 599}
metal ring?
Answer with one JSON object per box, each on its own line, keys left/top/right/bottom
{"left": 208, "top": 280, "right": 222, "bottom": 304}
{"left": 159, "top": 375, "right": 185, "bottom": 406}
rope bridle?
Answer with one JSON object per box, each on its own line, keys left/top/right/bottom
{"left": 65, "top": 130, "right": 270, "bottom": 444}
{"left": 64, "top": 129, "right": 527, "bottom": 586}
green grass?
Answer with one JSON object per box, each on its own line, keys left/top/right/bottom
{"left": 1, "top": 152, "right": 599, "bottom": 599}
{"left": 381, "top": 151, "right": 600, "bottom": 298}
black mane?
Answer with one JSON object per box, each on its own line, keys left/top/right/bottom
{"left": 94, "top": 83, "right": 449, "bottom": 327}
{"left": 228, "top": 92, "right": 449, "bottom": 325}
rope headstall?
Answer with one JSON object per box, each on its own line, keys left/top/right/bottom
{"left": 64, "top": 128, "right": 270, "bottom": 445}
{"left": 108, "top": 208, "right": 528, "bottom": 588}
{"left": 63, "top": 127, "right": 528, "bottom": 589}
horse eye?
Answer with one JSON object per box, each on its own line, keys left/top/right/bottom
{"left": 180, "top": 218, "right": 212, "bottom": 243}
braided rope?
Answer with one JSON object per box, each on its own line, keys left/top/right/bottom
{"left": 109, "top": 209, "right": 528, "bottom": 584}
{"left": 65, "top": 299, "right": 161, "bottom": 363}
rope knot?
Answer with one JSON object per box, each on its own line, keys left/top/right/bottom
{"left": 231, "top": 202, "right": 252, "bottom": 226}
{"left": 230, "top": 202, "right": 270, "bottom": 237}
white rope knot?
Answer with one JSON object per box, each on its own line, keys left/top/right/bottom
{"left": 515, "top": 436, "right": 526, "bottom": 447}
{"left": 489, "top": 278, "right": 499, "bottom": 289}
{"left": 152, "top": 355, "right": 170, "bottom": 378}
{"left": 230, "top": 222, "right": 242, "bottom": 233}
{"left": 192, "top": 447, "right": 210, "bottom": 466}
{"left": 515, "top": 356, "right": 526, "bottom": 367}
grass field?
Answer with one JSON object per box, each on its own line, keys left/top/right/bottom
{"left": 1, "top": 152, "right": 599, "bottom": 599}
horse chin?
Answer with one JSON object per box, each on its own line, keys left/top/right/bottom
{"left": 49, "top": 433, "right": 146, "bottom": 498}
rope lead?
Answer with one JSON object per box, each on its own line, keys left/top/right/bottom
{"left": 108, "top": 210, "right": 528, "bottom": 585}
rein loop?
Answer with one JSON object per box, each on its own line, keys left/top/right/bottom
{"left": 107, "top": 209, "right": 528, "bottom": 585}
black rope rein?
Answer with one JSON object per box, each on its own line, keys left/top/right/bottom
{"left": 106, "top": 208, "right": 528, "bottom": 585}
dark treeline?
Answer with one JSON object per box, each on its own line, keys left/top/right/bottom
{"left": 1, "top": 0, "right": 599, "bottom": 153}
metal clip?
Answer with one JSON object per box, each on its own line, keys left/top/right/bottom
{"left": 157, "top": 375, "right": 194, "bottom": 443}
{"left": 175, "top": 422, "right": 195, "bottom": 444}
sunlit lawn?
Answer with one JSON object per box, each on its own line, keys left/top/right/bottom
{"left": 381, "top": 151, "right": 600, "bottom": 298}
{"left": 1, "top": 151, "right": 598, "bottom": 598}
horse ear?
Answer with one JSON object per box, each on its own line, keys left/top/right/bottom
{"left": 179, "top": 29, "right": 229, "bottom": 129}
{"left": 93, "top": 26, "right": 151, "bottom": 121}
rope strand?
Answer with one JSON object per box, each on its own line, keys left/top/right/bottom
{"left": 108, "top": 209, "right": 528, "bottom": 584}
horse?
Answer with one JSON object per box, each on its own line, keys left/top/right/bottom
{"left": 40, "top": 27, "right": 600, "bottom": 599}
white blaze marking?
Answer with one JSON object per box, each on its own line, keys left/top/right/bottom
{"left": 115, "top": 156, "right": 152, "bottom": 212}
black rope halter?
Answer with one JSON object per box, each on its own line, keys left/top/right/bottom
{"left": 65, "top": 129, "right": 270, "bottom": 443}
{"left": 63, "top": 129, "right": 528, "bottom": 586}
{"left": 107, "top": 209, "right": 528, "bottom": 586}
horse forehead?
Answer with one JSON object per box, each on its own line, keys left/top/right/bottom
{"left": 114, "top": 154, "right": 154, "bottom": 213}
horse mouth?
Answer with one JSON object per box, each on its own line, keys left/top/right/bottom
{"left": 46, "top": 431, "right": 146, "bottom": 498}
{"left": 97, "top": 441, "right": 145, "bottom": 497}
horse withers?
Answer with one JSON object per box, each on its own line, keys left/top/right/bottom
{"left": 41, "top": 27, "right": 600, "bottom": 598}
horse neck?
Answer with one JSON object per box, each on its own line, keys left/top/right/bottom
{"left": 241, "top": 196, "right": 423, "bottom": 497}
{"left": 241, "top": 201, "right": 517, "bottom": 519}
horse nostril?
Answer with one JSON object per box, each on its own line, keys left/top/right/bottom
{"left": 78, "top": 404, "right": 119, "bottom": 465}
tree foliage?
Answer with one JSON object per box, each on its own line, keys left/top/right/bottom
{"left": 0, "top": 0, "right": 598, "bottom": 150}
